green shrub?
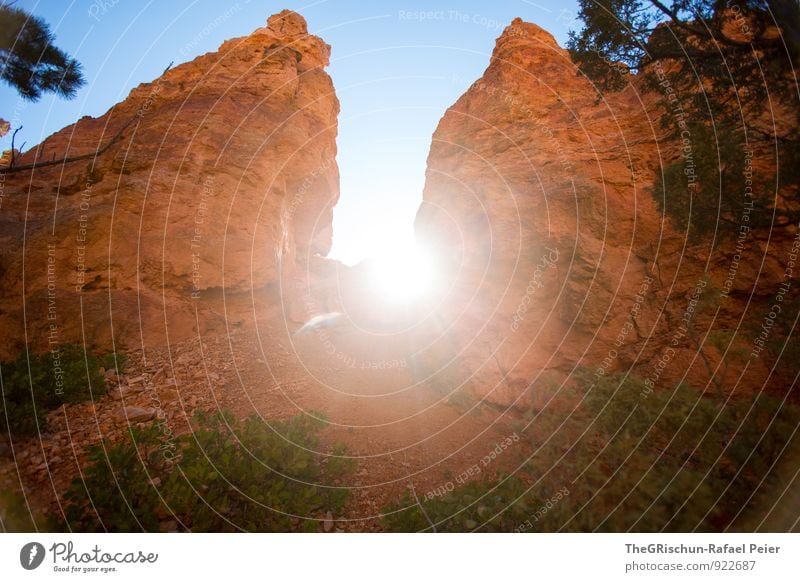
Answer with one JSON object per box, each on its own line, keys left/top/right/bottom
{"left": 52, "top": 344, "right": 106, "bottom": 404}
{"left": 538, "top": 372, "right": 800, "bottom": 532}
{"left": 383, "top": 371, "right": 800, "bottom": 532}
{"left": 382, "top": 476, "right": 534, "bottom": 532}
{"left": 0, "top": 488, "right": 55, "bottom": 532}
{"left": 0, "top": 354, "right": 49, "bottom": 437}
{"left": 98, "top": 351, "right": 128, "bottom": 375}
{"left": 63, "top": 425, "right": 165, "bottom": 532}
{"left": 655, "top": 124, "right": 743, "bottom": 243}
{"left": 62, "top": 411, "right": 355, "bottom": 532}
{"left": 0, "top": 345, "right": 107, "bottom": 437}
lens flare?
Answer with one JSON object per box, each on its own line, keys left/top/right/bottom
{"left": 369, "top": 243, "right": 435, "bottom": 304}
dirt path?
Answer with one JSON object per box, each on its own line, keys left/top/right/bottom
{"left": 217, "top": 308, "right": 531, "bottom": 529}
{"left": 0, "top": 302, "right": 532, "bottom": 531}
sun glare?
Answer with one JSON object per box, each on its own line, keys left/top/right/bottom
{"left": 369, "top": 243, "right": 435, "bottom": 304}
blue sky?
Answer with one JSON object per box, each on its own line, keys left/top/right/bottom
{"left": 1, "top": 0, "right": 579, "bottom": 264}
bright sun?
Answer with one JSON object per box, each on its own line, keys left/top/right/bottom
{"left": 369, "top": 243, "right": 435, "bottom": 304}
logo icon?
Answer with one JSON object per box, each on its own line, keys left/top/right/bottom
{"left": 20, "top": 542, "right": 46, "bottom": 570}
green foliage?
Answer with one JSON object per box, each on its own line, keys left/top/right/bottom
{"left": 656, "top": 124, "right": 782, "bottom": 243}
{"left": 566, "top": 0, "right": 653, "bottom": 91}
{"left": 658, "top": 124, "right": 735, "bottom": 242}
{"left": 383, "top": 371, "right": 800, "bottom": 532}
{"left": 534, "top": 372, "right": 800, "bottom": 531}
{"left": 567, "top": 1, "right": 795, "bottom": 101}
{"left": 756, "top": 287, "right": 800, "bottom": 374}
{"left": 0, "top": 488, "right": 52, "bottom": 532}
{"left": 63, "top": 425, "right": 165, "bottom": 532}
{"left": 0, "top": 352, "right": 48, "bottom": 437}
{"left": 326, "top": 441, "right": 358, "bottom": 478}
{"left": 0, "top": 345, "right": 107, "bottom": 437}
{"left": 52, "top": 344, "right": 107, "bottom": 404}
{"left": 568, "top": 0, "right": 800, "bottom": 241}
{"left": 0, "top": 4, "right": 85, "bottom": 100}
{"left": 382, "top": 477, "right": 535, "bottom": 532}
{"left": 62, "top": 411, "right": 355, "bottom": 532}
{"left": 99, "top": 351, "right": 128, "bottom": 375}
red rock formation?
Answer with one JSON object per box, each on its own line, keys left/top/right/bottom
{"left": 0, "top": 10, "right": 339, "bottom": 358}
{"left": 416, "top": 18, "right": 797, "bottom": 408}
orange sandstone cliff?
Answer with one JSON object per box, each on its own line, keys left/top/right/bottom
{"left": 415, "top": 18, "right": 798, "bottom": 408}
{"left": 0, "top": 10, "right": 339, "bottom": 358}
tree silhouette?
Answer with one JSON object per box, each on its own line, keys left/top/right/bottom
{"left": 0, "top": 2, "right": 85, "bottom": 101}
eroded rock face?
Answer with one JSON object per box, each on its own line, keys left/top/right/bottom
{"left": 416, "top": 18, "right": 796, "bottom": 407}
{"left": 0, "top": 10, "right": 339, "bottom": 358}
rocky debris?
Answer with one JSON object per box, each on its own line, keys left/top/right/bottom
{"left": 108, "top": 384, "right": 143, "bottom": 400}
{"left": 114, "top": 406, "right": 158, "bottom": 424}
{"left": 15, "top": 323, "right": 344, "bottom": 517}
{"left": 0, "top": 335, "right": 237, "bottom": 517}
{"left": 323, "top": 510, "right": 334, "bottom": 532}
{"left": 0, "top": 319, "right": 529, "bottom": 531}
